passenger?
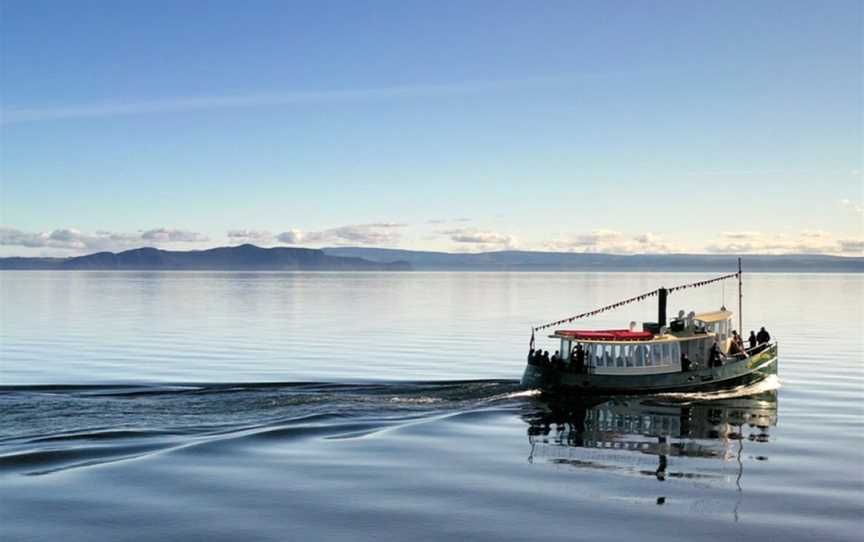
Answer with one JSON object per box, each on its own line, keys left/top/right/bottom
{"left": 575, "top": 344, "right": 585, "bottom": 368}
{"left": 731, "top": 331, "right": 745, "bottom": 356}
{"left": 728, "top": 336, "right": 743, "bottom": 357}
{"left": 748, "top": 331, "right": 757, "bottom": 350}
{"left": 680, "top": 353, "right": 691, "bottom": 372}
{"left": 542, "top": 350, "right": 551, "bottom": 366}
{"left": 530, "top": 349, "right": 541, "bottom": 365}
{"left": 709, "top": 341, "right": 722, "bottom": 368}
{"left": 551, "top": 351, "right": 564, "bottom": 370}
{"left": 756, "top": 326, "right": 771, "bottom": 345}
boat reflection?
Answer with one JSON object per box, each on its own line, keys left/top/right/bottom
{"left": 523, "top": 386, "right": 778, "bottom": 482}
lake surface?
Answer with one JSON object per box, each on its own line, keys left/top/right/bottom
{"left": 1, "top": 271, "right": 862, "bottom": 541}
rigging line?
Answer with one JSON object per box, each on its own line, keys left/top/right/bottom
{"left": 532, "top": 271, "right": 740, "bottom": 332}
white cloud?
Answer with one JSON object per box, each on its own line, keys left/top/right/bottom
{"left": 0, "top": 228, "right": 76, "bottom": 249}
{"left": 276, "top": 223, "right": 405, "bottom": 246}
{"left": 838, "top": 239, "right": 864, "bottom": 254}
{"left": 800, "top": 230, "right": 832, "bottom": 240}
{"left": 227, "top": 229, "right": 274, "bottom": 243}
{"left": 276, "top": 229, "right": 304, "bottom": 244}
{"left": 571, "top": 229, "right": 622, "bottom": 246}
{"left": 439, "top": 228, "right": 517, "bottom": 249}
{"left": 0, "top": 227, "right": 209, "bottom": 254}
{"left": 705, "top": 231, "right": 860, "bottom": 255}
{"left": 839, "top": 199, "right": 864, "bottom": 215}
{"left": 542, "top": 230, "right": 676, "bottom": 254}
{"left": 426, "top": 217, "right": 472, "bottom": 225}
{"left": 141, "top": 228, "right": 209, "bottom": 243}
{"left": 720, "top": 231, "right": 762, "bottom": 240}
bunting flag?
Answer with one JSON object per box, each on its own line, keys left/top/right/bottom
{"left": 666, "top": 272, "right": 739, "bottom": 294}
{"left": 531, "top": 272, "right": 739, "bottom": 332}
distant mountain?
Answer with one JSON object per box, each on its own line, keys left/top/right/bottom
{"left": 0, "top": 245, "right": 411, "bottom": 271}
{"left": 322, "top": 247, "right": 864, "bottom": 272}
{"left": 3, "top": 245, "right": 861, "bottom": 272}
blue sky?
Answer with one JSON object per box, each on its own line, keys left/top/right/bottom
{"left": 1, "top": 0, "right": 862, "bottom": 256}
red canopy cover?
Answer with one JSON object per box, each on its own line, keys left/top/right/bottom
{"left": 556, "top": 329, "right": 654, "bottom": 341}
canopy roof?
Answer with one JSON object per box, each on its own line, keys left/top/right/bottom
{"left": 694, "top": 309, "right": 734, "bottom": 323}
{"left": 554, "top": 329, "right": 654, "bottom": 341}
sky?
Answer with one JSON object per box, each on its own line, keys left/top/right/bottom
{"left": 1, "top": 0, "right": 862, "bottom": 257}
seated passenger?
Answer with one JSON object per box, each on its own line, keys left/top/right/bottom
{"left": 756, "top": 327, "right": 771, "bottom": 344}
{"left": 748, "top": 331, "right": 757, "bottom": 350}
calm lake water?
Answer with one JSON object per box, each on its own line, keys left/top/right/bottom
{"left": 1, "top": 271, "right": 862, "bottom": 541}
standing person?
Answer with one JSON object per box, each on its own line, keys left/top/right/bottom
{"left": 748, "top": 331, "right": 757, "bottom": 350}
{"left": 575, "top": 343, "right": 585, "bottom": 367}
{"left": 680, "top": 353, "right": 692, "bottom": 372}
{"left": 571, "top": 343, "right": 586, "bottom": 373}
{"left": 709, "top": 341, "right": 722, "bottom": 367}
{"left": 756, "top": 326, "right": 771, "bottom": 344}
{"left": 732, "top": 331, "right": 745, "bottom": 354}
{"left": 728, "top": 336, "right": 743, "bottom": 357}
{"left": 551, "top": 350, "right": 563, "bottom": 370}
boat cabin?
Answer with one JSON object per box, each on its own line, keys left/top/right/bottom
{"left": 551, "top": 309, "right": 735, "bottom": 376}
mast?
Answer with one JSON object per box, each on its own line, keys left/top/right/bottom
{"left": 738, "top": 257, "right": 743, "bottom": 334}
{"left": 657, "top": 287, "right": 668, "bottom": 328}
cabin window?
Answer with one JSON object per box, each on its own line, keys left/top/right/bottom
{"left": 652, "top": 342, "right": 681, "bottom": 366}
{"left": 561, "top": 340, "right": 572, "bottom": 360}
{"left": 590, "top": 344, "right": 602, "bottom": 367}
{"left": 651, "top": 344, "right": 663, "bottom": 366}
{"left": 642, "top": 345, "right": 653, "bottom": 367}
{"left": 634, "top": 345, "right": 646, "bottom": 367}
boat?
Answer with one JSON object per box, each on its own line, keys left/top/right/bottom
{"left": 521, "top": 259, "right": 778, "bottom": 394}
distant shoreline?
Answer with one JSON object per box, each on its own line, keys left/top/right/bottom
{"left": 1, "top": 244, "right": 861, "bottom": 272}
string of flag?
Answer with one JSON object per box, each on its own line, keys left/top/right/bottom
{"left": 666, "top": 272, "right": 739, "bottom": 294}
{"left": 532, "top": 289, "right": 660, "bottom": 332}
{"left": 532, "top": 272, "right": 740, "bottom": 332}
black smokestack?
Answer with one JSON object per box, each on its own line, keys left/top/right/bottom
{"left": 658, "top": 288, "right": 667, "bottom": 328}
